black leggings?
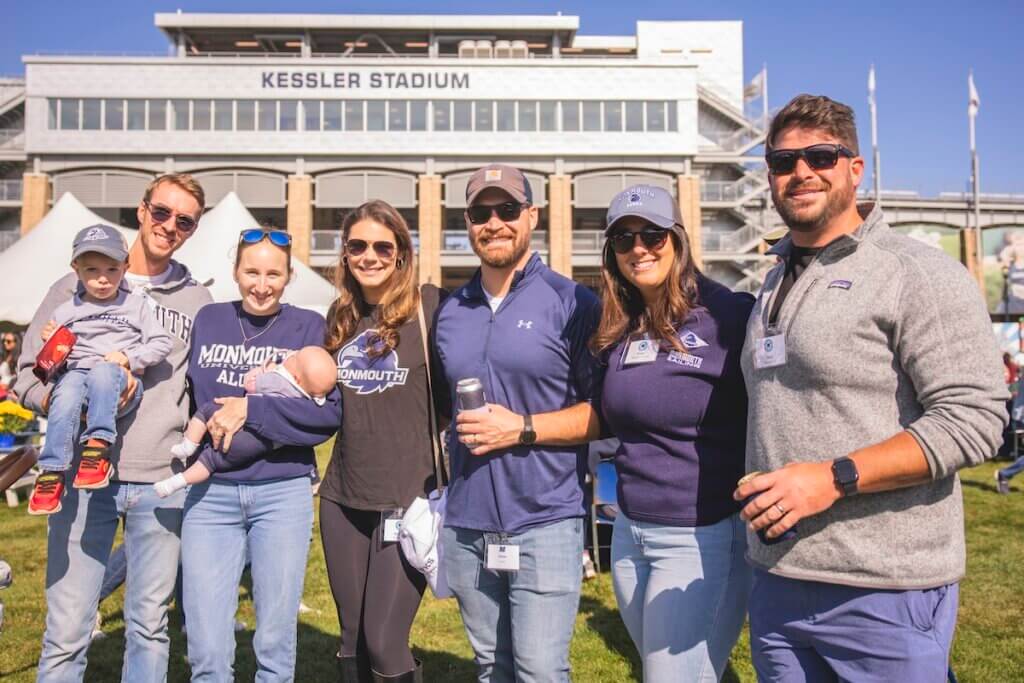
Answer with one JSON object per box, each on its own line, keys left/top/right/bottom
{"left": 320, "top": 499, "right": 426, "bottom": 675}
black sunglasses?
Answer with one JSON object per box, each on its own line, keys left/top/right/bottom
{"left": 145, "top": 201, "right": 199, "bottom": 233}
{"left": 607, "top": 226, "right": 671, "bottom": 255}
{"left": 345, "top": 239, "right": 397, "bottom": 260}
{"left": 765, "top": 144, "right": 855, "bottom": 175}
{"left": 466, "top": 202, "right": 526, "bottom": 225}
{"left": 239, "top": 228, "right": 292, "bottom": 247}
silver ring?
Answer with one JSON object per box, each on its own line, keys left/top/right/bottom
{"left": 773, "top": 503, "right": 786, "bottom": 516}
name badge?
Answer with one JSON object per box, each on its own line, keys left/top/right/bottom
{"left": 484, "top": 533, "right": 521, "bottom": 571}
{"left": 753, "top": 334, "right": 787, "bottom": 369}
{"left": 382, "top": 509, "right": 404, "bottom": 543}
{"left": 623, "top": 338, "right": 659, "bottom": 366}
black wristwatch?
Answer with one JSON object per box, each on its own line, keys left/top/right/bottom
{"left": 831, "top": 457, "right": 860, "bottom": 497}
{"left": 519, "top": 414, "right": 537, "bottom": 446}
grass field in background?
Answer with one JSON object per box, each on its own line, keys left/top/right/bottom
{"left": 1, "top": 447, "right": 1022, "bottom": 681}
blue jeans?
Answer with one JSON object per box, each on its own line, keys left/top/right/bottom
{"left": 442, "top": 518, "right": 584, "bottom": 683}
{"left": 999, "top": 455, "right": 1024, "bottom": 481}
{"left": 611, "top": 513, "right": 750, "bottom": 683}
{"left": 37, "top": 483, "right": 186, "bottom": 682}
{"left": 39, "top": 363, "right": 142, "bottom": 471}
{"left": 182, "top": 477, "right": 313, "bottom": 683}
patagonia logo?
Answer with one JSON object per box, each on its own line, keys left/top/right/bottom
{"left": 828, "top": 280, "right": 853, "bottom": 290}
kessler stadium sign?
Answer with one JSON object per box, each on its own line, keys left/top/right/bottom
{"left": 261, "top": 70, "right": 470, "bottom": 89}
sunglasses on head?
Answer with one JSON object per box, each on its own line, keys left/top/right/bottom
{"left": 765, "top": 143, "right": 856, "bottom": 175}
{"left": 239, "top": 228, "right": 292, "bottom": 247}
{"left": 466, "top": 202, "right": 526, "bottom": 225}
{"left": 607, "top": 226, "right": 671, "bottom": 255}
{"left": 145, "top": 201, "right": 199, "bottom": 233}
{"left": 345, "top": 239, "right": 397, "bottom": 260}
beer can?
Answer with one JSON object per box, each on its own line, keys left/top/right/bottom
{"left": 456, "top": 377, "right": 488, "bottom": 413}
{"left": 737, "top": 471, "right": 798, "bottom": 546}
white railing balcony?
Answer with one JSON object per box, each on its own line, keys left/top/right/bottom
{"left": 0, "top": 231, "right": 19, "bottom": 253}
{"left": 701, "top": 171, "right": 768, "bottom": 205}
{"left": 572, "top": 230, "right": 605, "bottom": 253}
{"left": 0, "top": 179, "right": 21, "bottom": 202}
{"left": 0, "top": 130, "right": 24, "bottom": 150}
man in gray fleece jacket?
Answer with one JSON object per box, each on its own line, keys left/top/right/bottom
{"left": 735, "top": 95, "right": 1007, "bottom": 681}
{"left": 14, "top": 174, "right": 212, "bottom": 682}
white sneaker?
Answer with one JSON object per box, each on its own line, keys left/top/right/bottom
{"left": 90, "top": 612, "right": 105, "bottom": 641}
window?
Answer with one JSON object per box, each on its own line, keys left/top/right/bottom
{"left": 279, "top": 100, "right": 298, "bottom": 131}
{"left": 345, "top": 101, "right": 365, "bottom": 131}
{"left": 667, "top": 101, "right": 678, "bottom": 132}
{"left": 562, "top": 101, "right": 580, "bottom": 131}
{"left": 105, "top": 99, "right": 124, "bottom": 130}
{"left": 212, "top": 100, "right": 232, "bottom": 131}
{"left": 237, "top": 100, "right": 256, "bottom": 131}
{"left": 603, "top": 101, "right": 622, "bottom": 132}
{"left": 518, "top": 101, "right": 537, "bottom": 132}
{"left": 366, "top": 101, "right": 386, "bottom": 131}
{"left": 148, "top": 100, "right": 166, "bottom": 130}
{"left": 409, "top": 101, "right": 427, "bottom": 131}
{"left": 83, "top": 99, "right": 102, "bottom": 130}
{"left": 474, "top": 100, "right": 493, "bottom": 131}
{"left": 48, "top": 99, "right": 57, "bottom": 129}
{"left": 388, "top": 101, "right": 407, "bottom": 131}
{"left": 172, "top": 99, "right": 189, "bottom": 130}
{"left": 582, "top": 101, "right": 601, "bottom": 131}
{"left": 258, "top": 101, "right": 276, "bottom": 131}
{"left": 126, "top": 99, "right": 146, "bottom": 130}
{"left": 540, "top": 101, "right": 557, "bottom": 131}
{"left": 625, "top": 101, "right": 643, "bottom": 132}
{"left": 433, "top": 100, "right": 451, "bottom": 131}
{"left": 496, "top": 101, "right": 515, "bottom": 131}
{"left": 453, "top": 101, "right": 471, "bottom": 131}
{"left": 60, "top": 98, "right": 80, "bottom": 130}
{"left": 193, "top": 100, "right": 211, "bottom": 130}
{"left": 303, "top": 100, "right": 320, "bottom": 132}
{"left": 646, "top": 101, "right": 666, "bottom": 132}
{"left": 324, "top": 101, "right": 342, "bottom": 131}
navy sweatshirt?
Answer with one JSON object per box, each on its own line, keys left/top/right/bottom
{"left": 433, "top": 252, "right": 603, "bottom": 534}
{"left": 601, "top": 276, "right": 753, "bottom": 526}
{"left": 188, "top": 302, "right": 341, "bottom": 482}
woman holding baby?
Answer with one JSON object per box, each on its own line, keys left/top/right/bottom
{"left": 179, "top": 227, "right": 341, "bottom": 682}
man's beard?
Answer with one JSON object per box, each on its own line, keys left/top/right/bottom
{"left": 470, "top": 229, "right": 531, "bottom": 268}
{"left": 773, "top": 176, "right": 856, "bottom": 234}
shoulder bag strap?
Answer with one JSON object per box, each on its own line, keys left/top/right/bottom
{"left": 417, "top": 293, "right": 446, "bottom": 491}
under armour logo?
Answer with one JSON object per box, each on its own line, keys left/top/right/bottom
{"left": 517, "top": 320, "right": 533, "bottom": 329}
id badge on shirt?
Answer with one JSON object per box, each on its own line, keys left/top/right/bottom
{"left": 381, "top": 509, "right": 405, "bottom": 544}
{"left": 622, "top": 336, "right": 659, "bottom": 366}
{"left": 753, "top": 333, "right": 787, "bottom": 369}
{"left": 484, "top": 533, "right": 520, "bottom": 572}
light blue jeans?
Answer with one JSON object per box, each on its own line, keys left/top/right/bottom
{"left": 611, "top": 512, "right": 750, "bottom": 683}
{"left": 37, "top": 483, "right": 186, "bottom": 683}
{"left": 442, "top": 518, "right": 584, "bottom": 683}
{"left": 39, "top": 363, "right": 143, "bottom": 471}
{"left": 181, "top": 476, "right": 313, "bottom": 683}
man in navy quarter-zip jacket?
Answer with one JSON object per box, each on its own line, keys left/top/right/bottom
{"left": 432, "top": 164, "right": 603, "bottom": 683}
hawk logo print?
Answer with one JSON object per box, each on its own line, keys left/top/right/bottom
{"left": 679, "top": 331, "right": 709, "bottom": 349}
{"left": 83, "top": 226, "right": 110, "bottom": 242}
{"left": 336, "top": 330, "right": 409, "bottom": 395}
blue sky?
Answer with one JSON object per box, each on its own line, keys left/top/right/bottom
{"left": 5, "top": 1, "right": 1021, "bottom": 196}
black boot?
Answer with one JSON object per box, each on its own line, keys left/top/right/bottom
{"left": 338, "top": 653, "right": 373, "bottom": 683}
{"left": 370, "top": 658, "right": 423, "bottom": 683}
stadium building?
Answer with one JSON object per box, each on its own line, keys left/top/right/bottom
{"left": 0, "top": 12, "right": 1022, "bottom": 297}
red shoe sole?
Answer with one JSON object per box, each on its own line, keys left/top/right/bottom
{"left": 73, "top": 471, "right": 113, "bottom": 490}
{"left": 28, "top": 500, "right": 62, "bottom": 515}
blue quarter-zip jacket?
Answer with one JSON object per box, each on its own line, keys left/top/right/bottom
{"left": 432, "top": 252, "right": 603, "bottom": 534}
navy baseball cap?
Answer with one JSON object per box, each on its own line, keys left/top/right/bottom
{"left": 71, "top": 224, "right": 129, "bottom": 262}
{"left": 605, "top": 184, "right": 684, "bottom": 235}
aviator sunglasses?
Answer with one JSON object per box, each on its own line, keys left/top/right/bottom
{"left": 765, "top": 143, "right": 855, "bottom": 175}
{"left": 607, "top": 226, "right": 671, "bottom": 255}
{"left": 466, "top": 201, "right": 526, "bottom": 225}
{"left": 345, "top": 239, "right": 397, "bottom": 260}
{"left": 238, "top": 228, "right": 293, "bottom": 247}
{"left": 145, "top": 201, "right": 199, "bottom": 233}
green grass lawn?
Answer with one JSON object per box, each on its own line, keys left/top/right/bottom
{"left": 1, "top": 450, "right": 1022, "bottom": 681}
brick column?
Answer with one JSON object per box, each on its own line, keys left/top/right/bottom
{"left": 287, "top": 175, "right": 313, "bottom": 266}
{"left": 20, "top": 173, "right": 51, "bottom": 236}
{"left": 676, "top": 175, "right": 702, "bottom": 269}
{"left": 417, "top": 175, "right": 442, "bottom": 286}
{"left": 547, "top": 174, "right": 573, "bottom": 278}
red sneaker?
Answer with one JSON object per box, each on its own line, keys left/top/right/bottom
{"left": 28, "top": 472, "right": 65, "bottom": 515}
{"left": 73, "top": 447, "right": 114, "bottom": 490}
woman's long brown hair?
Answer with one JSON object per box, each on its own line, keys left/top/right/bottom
{"left": 589, "top": 228, "right": 701, "bottom": 357}
{"left": 325, "top": 200, "right": 419, "bottom": 357}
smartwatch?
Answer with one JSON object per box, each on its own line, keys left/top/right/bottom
{"left": 519, "top": 414, "right": 537, "bottom": 446}
{"left": 831, "top": 456, "right": 859, "bottom": 497}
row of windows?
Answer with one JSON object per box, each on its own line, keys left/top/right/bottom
{"left": 47, "top": 98, "right": 679, "bottom": 134}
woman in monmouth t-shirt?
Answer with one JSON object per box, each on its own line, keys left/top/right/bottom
{"left": 319, "top": 200, "right": 445, "bottom": 683}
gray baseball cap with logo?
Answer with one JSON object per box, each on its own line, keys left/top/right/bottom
{"left": 71, "top": 224, "right": 129, "bottom": 262}
{"left": 605, "top": 184, "right": 684, "bottom": 235}
{"left": 465, "top": 164, "right": 533, "bottom": 205}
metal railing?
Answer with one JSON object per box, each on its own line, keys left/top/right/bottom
{"left": 700, "top": 171, "right": 768, "bottom": 204}
{"left": 0, "top": 179, "right": 21, "bottom": 202}
{"left": 0, "top": 231, "right": 19, "bottom": 253}
{"left": 0, "top": 130, "right": 23, "bottom": 150}
{"left": 572, "top": 230, "right": 604, "bottom": 253}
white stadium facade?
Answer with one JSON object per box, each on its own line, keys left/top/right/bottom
{"left": 0, "top": 12, "right": 1022, "bottom": 295}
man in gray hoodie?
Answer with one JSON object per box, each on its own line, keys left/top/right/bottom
{"left": 734, "top": 95, "right": 1007, "bottom": 681}
{"left": 15, "top": 174, "right": 212, "bottom": 682}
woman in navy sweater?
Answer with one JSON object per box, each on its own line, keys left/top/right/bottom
{"left": 591, "top": 185, "right": 753, "bottom": 682}
{"left": 180, "top": 228, "right": 341, "bottom": 681}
